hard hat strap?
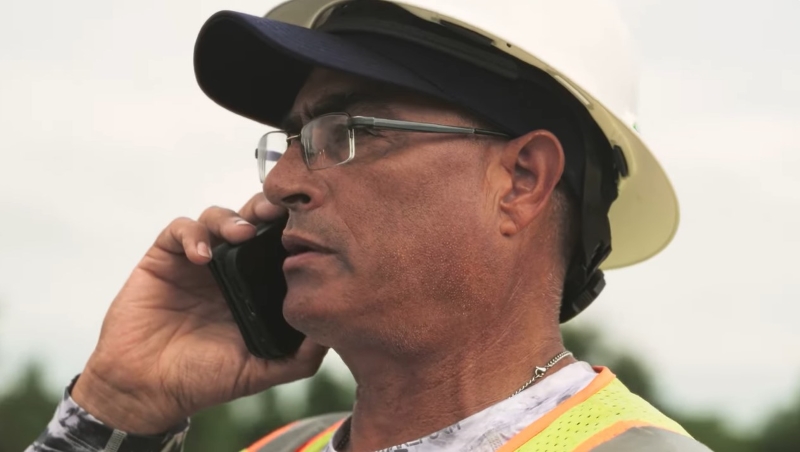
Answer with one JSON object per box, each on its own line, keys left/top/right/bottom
{"left": 559, "top": 92, "right": 621, "bottom": 322}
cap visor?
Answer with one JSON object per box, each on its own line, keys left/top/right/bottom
{"left": 194, "top": 10, "right": 444, "bottom": 127}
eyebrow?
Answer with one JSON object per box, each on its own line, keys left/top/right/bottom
{"left": 279, "top": 91, "right": 394, "bottom": 133}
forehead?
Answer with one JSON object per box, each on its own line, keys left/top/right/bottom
{"left": 284, "top": 68, "right": 465, "bottom": 127}
{"left": 289, "top": 69, "right": 394, "bottom": 122}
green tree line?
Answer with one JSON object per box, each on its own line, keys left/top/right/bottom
{"left": 1, "top": 327, "right": 798, "bottom": 451}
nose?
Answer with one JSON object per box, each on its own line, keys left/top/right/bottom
{"left": 264, "top": 142, "right": 326, "bottom": 212}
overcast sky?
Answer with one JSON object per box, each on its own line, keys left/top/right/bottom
{"left": 1, "top": 0, "right": 798, "bottom": 430}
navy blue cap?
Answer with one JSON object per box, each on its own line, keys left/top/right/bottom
{"left": 194, "top": 11, "right": 443, "bottom": 126}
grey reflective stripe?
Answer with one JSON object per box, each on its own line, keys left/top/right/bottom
{"left": 103, "top": 430, "right": 126, "bottom": 452}
{"left": 252, "top": 412, "right": 350, "bottom": 452}
{"left": 589, "top": 426, "right": 714, "bottom": 452}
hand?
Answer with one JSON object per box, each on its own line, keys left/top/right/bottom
{"left": 71, "top": 194, "right": 328, "bottom": 434}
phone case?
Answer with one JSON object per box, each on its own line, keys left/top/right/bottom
{"left": 208, "top": 219, "right": 305, "bottom": 359}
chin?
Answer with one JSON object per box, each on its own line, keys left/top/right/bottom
{"left": 282, "top": 284, "right": 349, "bottom": 337}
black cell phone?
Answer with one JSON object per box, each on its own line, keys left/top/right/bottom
{"left": 208, "top": 216, "right": 305, "bottom": 359}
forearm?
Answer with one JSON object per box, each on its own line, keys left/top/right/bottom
{"left": 26, "top": 376, "right": 189, "bottom": 452}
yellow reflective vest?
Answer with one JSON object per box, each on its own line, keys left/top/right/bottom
{"left": 244, "top": 368, "right": 711, "bottom": 452}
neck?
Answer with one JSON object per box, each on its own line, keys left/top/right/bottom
{"left": 336, "top": 298, "right": 571, "bottom": 452}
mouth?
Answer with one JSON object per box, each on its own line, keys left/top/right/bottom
{"left": 281, "top": 234, "right": 334, "bottom": 258}
{"left": 282, "top": 234, "right": 335, "bottom": 272}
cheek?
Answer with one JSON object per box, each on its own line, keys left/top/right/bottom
{"left": 339, "top": 153, "right": 496, "bottom": 306}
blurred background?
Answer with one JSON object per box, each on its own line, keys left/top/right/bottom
{"left": 1, "top": 0, "right": 799, "bottom": 450}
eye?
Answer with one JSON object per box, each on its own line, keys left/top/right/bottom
{"left": 354, "top": 128, "right": 382, "bottom": 138}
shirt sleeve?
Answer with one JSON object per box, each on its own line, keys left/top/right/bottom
{"left": 25, "top": 376, "right": 190, "bottom": 452}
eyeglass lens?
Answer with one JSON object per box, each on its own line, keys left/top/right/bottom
{"left": 256, "top": 131, "right": 288, "bottom": 183}
{"left": 256, "top": 114, "right": 355, "bottom": 182}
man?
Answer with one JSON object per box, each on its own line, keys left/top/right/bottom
{"left": 28, "top": 0, "right": 709, "bottom": 451}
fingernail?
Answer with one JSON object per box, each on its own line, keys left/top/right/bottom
{"left": 197, "top": 242, "right": 212, "bottom": 258}
{"left": 235, "top": 219, "right": 254, "bottom": 227}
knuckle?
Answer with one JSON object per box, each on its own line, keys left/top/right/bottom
{"left": 199, "top": 205, "right": 237, "bottom": 223}
{"left": 198, "top": 205, "right": 223, "bottom": 220}
{"left": 168, "top": 216, "right": 194, "bottom": 230}
{"left": 168, "top": 218, "right": 206, "bottom": 240}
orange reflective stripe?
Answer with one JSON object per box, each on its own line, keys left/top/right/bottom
{"left": 246, "top": 421, "right": 300, "bottom": 452}
{"left": 296, "top": 420, "right": 346, "bottom": 452}
{"left": 572, "top": 420, "right": 650, "bottom": 452}
{"left": 496, "top": 367, "right": 616, "bottom": 452}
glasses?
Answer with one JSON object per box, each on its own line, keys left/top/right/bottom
{"left": 255, "top": 113, "right": 509, "bottom": 182}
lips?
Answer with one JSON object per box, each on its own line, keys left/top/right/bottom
{"left": 281, "top": 234, "right": 334, "bottom": 257}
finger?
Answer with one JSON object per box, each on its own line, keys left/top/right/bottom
{"left": 248, "top": 339, "right": 329, "bottom": 390}
{"left": 197, "top": 205, "right": 258, "bottom": 246}
{"left": 154, "top": 217, "right": 213, "bottom": 263}
{"left": 238, "top": 192, "right": 287, "bottom": 224}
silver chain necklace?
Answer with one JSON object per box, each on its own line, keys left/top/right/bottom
{"left": 335, "top": 350, "right": 573, "bottom": 451}
{"left": 508, "top": 350, "right": 573, "bottom": 398}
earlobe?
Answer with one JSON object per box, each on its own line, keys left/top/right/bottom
{"left": 498, "top": 131, "right": 565, "bottom": 236}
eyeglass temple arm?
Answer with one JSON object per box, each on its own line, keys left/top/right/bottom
{"left": 350, "top": 117, "right": 508, "bottom": 138}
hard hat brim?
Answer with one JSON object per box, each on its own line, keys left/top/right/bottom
{"left": 601, "top": 120, "right": 680, "bottom": 270}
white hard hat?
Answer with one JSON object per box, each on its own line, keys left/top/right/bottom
{"left": 193, "top": 0, "right": 680, "bottom": 320}
{"left": 264, "top": 0, "right": 679, "bottom": 271}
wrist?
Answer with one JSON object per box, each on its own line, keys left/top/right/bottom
{"left": 71, "top": 367, "right": 185, "bottom": 435}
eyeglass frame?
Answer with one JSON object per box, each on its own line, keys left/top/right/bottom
{"left": 256, "top": 112, "right": 510, "bottom": 182}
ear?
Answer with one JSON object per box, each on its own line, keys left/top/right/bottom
{"left": 496, "top": 130, "right": 565, "bottom": 236}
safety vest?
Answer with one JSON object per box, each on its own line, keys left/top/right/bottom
{"left": 244, "top": 368, "right": 711, "bottom": 452}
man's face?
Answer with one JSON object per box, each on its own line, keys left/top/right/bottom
{"left": 264, "top": 68, "right": 506, "bottom": 352}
